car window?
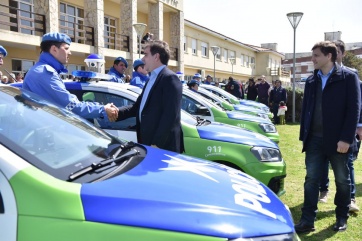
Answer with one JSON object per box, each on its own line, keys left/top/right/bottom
{"left": 0, "top": 86, "right": 125, "bottom": 181}
{"left": 82, "top": 91, "right": 136, "bottom": 130}
{"left": 181, "top": 95, "right": 211, "bottom": 116}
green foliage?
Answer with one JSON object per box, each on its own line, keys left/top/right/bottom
{"left": 284, "top": 86, "right": 304, "bottom": 123}
{"left": 343, "top": 51, "right": 362, "bottom": 79}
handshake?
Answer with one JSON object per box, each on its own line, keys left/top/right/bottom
{"left": 104, "top": 103, "right": 119, "bottom": 122}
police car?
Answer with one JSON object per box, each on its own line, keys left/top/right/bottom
{"left": 196, "top": 86, "right": 272, "bottom": 119}
{"left": 182, "top": 88, "right": 279, "bottom": 143}
{"left": 0, "top": 85, "right": 298, "bottom": 241}
{"left": 62, "top": 80, "right": 285, "bottom": 195}
{"left": 202, "top": 84, "right": 271, "bottom": 113}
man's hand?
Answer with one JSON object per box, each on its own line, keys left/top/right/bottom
{"left": 356, "top": 127, "right": 362, "bottom": 141}
{"left": 337, "top": 141, "right": 350, "bottom": 153}
{"left": 104, "top": 103, "right": 119, "bottom": 122}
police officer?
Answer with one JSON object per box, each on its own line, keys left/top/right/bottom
{"left": 187, "top": 79, "right": 199, "bottom": 92}
{"left": 23, "top": 32, "right": 119, "bottom": 124}
{"left": 130, "top": 59, "right": 149, "bottom": 88}
{"left": 0, "top": 45, "right": 7, "bottom": 66}
{"left": 108, "top": 56, "right": 128, "bottom": 83}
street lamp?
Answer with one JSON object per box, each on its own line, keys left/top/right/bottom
{"left": 229, "top": 57, "right": 236, "bottom": 75}
{"left": 133, "top": 23, "right": 147, "bottom": 58}
{"left": 211, "top": 46, "right": 219, "bottom": 82}
{"left": 286, "top": 12, "right": 303, "bottom": 123}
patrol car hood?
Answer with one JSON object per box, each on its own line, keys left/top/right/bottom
{"left": 81, "top": 147, "right": 294, "bottom": 238}
{"left": 197, "top": 122, "right": 277, "bottom": 147}
{"left": 227, "top": 110, "right": 271, "bottom": 123}
{"left": 239, "top": 99, "right": 268, "bottom": 108}
{"left": 233, "top": 104, "right": 265, "bottom": 113}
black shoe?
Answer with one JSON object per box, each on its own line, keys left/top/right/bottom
{"left": 333, "top": 218, "right": 347, "bottom": 232}
{"left": 295, "top": 221, "right": 315, "bottom": 233}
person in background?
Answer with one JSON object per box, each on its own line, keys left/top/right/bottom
{"left": 204, "top": 74, "right": 213, "bottom": 85}
{"left": 245, "top": 77, "right": 258, "bottom": 101}
{"left": 117, "top": 40, "right": 183, "bottom": 153}
{"left": 226, "top": 76, "right": 244, "bottom": 99}
{"left": 295, "top": 41, "right": 360, "bottom": 233}
{"left": 269, "top": 80, "right": 287, "bottom": 124}
{"left": 23, "top": 32, "right": 119, "bottom": 125}
{"left": 108, "top": 56, "right": 128, "bottom": 83}
{"left": 192, "top": 73, "right": 202, "bottom": 83}
{"left": 130, "top": 59, "right": 149, "bottom": 89}
{"left": 1, "top": 75, "right": 9, "bottom": 84}
{"left": 255, "top": 75, "right": 270, "bottom": 106}
{"left": 187, "top": 79, "right": 199, "bottom": 93}
{"left": 0, "top": 45, "right": 7, "bottom": 66}
{"left": 15, "top": 72, "right": 23, "bottom": 82}
{"left": 318, "top": 40, "right": 362, "bottom": 213}
{"left": 277, "top": 101, "right": 287, "bottom": 125}
{"left": 141, "top": 32, "right": 153, "bottom": 44}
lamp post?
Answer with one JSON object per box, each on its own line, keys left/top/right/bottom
{"left": 211, "top": 46, "right": 219, "bottom": 82}
{"left": 286, "top": 12, "right": 303, "bottom": 123}
{"left": 229, "top": 57, "right": 236, "bottom": 75}
{"left": 133, "top": 23, "right": 147, "bottom": 58}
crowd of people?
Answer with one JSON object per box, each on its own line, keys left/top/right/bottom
{"left": 1, "top": 32, "right": 361, "bottom": 234}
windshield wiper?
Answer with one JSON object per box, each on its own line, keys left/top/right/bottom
{"left": 196, "top": 116, "right": 209, "bottom": 126}
{"left": 68, "top": 142, "right": 139, "bottom": 181}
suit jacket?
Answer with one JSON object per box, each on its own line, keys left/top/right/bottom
{"left": 299, "top": 64, "right": 361, "bottom": 154}
{"left": 117, "top": 67, "right": 184, "bottom": 153}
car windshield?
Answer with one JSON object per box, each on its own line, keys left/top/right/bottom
{"left": 205, "top": 86, "right": 239, "bottom": 101}
{"left": 0, "top": 86, "right": 126, "bottom": 181}
{"left": 180, "top": 110, "right": 197, "bottom": 125}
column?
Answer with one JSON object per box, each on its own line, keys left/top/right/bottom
{"left": 170, "top": 11, "right": 184, "bottom": 73}
{"left": 148, "top": 2, "right": 163, "bottom": 41}
{"left": 34, "top": 0, "right": 59, "bottom": 33}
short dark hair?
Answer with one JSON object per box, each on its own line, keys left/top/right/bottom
{"left": 228, "top": 76, "right": 233, "bottom": 81}
{"left": 146, "top": 40, "right": 170, "bottom": 65}
{"left": 312, "top": 41, "right": 337, "bottom": 63}
{"left": 333, "top": 40, "right": 346, "bottom": 54}
{"left": 40, "top": 41, "right": 62, "bottom": 52}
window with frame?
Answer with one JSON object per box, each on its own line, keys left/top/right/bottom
{"left": 240, "top": 54, "right": 244, "bottom": 66}
{"left": 104, "top": 16, "right": 117, "bottom": 49}
{"left": 251, "top": 57, "right": 255, "bottom": 69}
{"left": 201, "top": 42, "right": 208, "bottom": 57}
{"left": 245, "top": 55, "right": 250, "bottom": 67}
{"left": 191, "top": 39, "right": 197, "bottom": 55}
{"left": 268, "top": 58, "right": 272, "bottom": 67}
{"left": 12, "top": 59, "right": 35, "bottom": 74}
{"left": 229, "top": 51, "right": 236, "bottom": 62}
{"left": 9, "top": 0, "right": 34, "bottom": 35}
{"left": 60, "top": 2, "right": 85, "bottom": 43}
{"left": 223, "top": 49, "right": 228, "bottom": 62}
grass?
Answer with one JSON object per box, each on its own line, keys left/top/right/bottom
{"left": 277, "top": 124, "right": 362, "bottom": 241}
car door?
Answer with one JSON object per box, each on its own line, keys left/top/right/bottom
{"left": 181, "top": 95, "right": 213, "bottom": 121}
{"left": 0, "top": 168, "right": 17, "bottom": 241}
{"left": 79, "top": 90, "right": 138, "bottom": 142}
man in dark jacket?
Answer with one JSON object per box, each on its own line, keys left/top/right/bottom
{"left": 245, "top": 77, "right": 258, "bottom": 101}
{"left": 225, "top": 76, "right": 244, "bottom": 99}
{"left": 117, "top": 40, "right": 183, "bottom": 153}
{"left": 269, "top": 80, "right": 287, "bottom": 124}
{"left": 295, "top": 41, "right": 361, "bottom": 233}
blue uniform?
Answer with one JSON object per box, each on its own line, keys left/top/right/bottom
{"left": 23, "top": 52, "right": 110, "bottom": 123}
{"left": 130, "top": 72, "right": 149, "bottom": 88}
{"left": 108, "top": 67, "right": 125, "bottom": 83}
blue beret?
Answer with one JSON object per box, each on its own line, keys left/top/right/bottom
{"left": 133, "top": 59, "right": 145, "bottom": 69}
{"left": 189, "top": 79, "right": 200, "bottom": 85}
{"left": 42, "top": 32, "right": 71, "bottom": 45}
{"left": 193, "top": 73, "right": 202, "bottom": 78}
{"left": 206, "top": 74, "right": 212, "bottom": 78}
{"left": 114, "top": 56, "right": 128, "bottom": 68}
{"left": 0, "top": 45, "right": 7, "bottom": 57}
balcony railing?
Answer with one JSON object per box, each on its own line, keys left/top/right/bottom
{"left": 136, "top": 43, "right": 178, "bottom": 61}
{"left": 269, "top": 67, "right": 290, "bottom": 77}
{"left": 104, "top": 33, "right": 129, "bottom": 52}
{"left": 59, "top": 20, "right": 94, "bottom": 46}
{"left": 0, "top": 4, "right": 45, "bottom": 36}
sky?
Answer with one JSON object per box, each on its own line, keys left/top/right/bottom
{"left": 183, "top": 0, "right": 362, "bottom": 54}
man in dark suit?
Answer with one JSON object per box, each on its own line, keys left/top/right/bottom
{"left": 295, "top": 41, "right": 361, "bottom": 233}
{"left": 117, "top": 40, "right": 183, "bottom": 153}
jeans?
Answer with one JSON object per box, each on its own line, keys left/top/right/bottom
{"left": 319, "top": 160, "right": 330, "bottom": 192}
{"left": 301, "top": 136, "right": 350, "bottom": 224}
{"left": 271, "top": 103, "right": 279, "bottom": 124}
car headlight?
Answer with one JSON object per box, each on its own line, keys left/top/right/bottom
{"left": 229, "top": 232, "right": 300, "bottom": 241}
{"left": 259, "top": 123, "right": 276, "bottom": 133}
{"left": 257, "top": 113, "right": 269, "bottom": 119}
{"left": 251, "top": 147, "right": 282, "bottom": 162}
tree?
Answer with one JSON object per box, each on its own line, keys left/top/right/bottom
{"left": 343, "top": 51, "right": 362, "bottom": 79}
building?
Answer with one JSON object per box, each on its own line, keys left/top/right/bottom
{"left": 282, "top": 31, "right": 362, "bottom": 82}
{"left": 0, "top": 0, "right": 288, "bottom": 84}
